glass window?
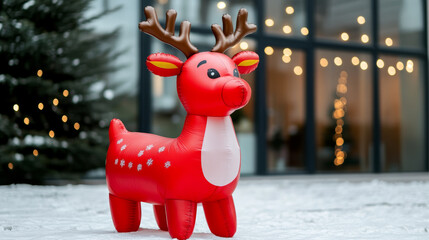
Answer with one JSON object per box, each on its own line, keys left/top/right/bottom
{"left": 264, "top": 0, "right": 307, "bottom": 38}
{"left": 315, "top": 0, "right": 372, "bottom": 45}
{"left": 153, "top": 0, "right": 256, "bottom": 29}
{"left": 315, "top": 50, "right": 373, "bottom": 172}
{"left": 379, "top": 56, "right": 425, "bottom": 171}
{"left": 379, "top": 0, "right": 425, "bottom": 49}
{"left": 266, "top": 47, "right": 306, "bottom": 173}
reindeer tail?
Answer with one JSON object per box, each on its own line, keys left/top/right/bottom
{"left": 109, "top": 119, "right": 128, "bottom": 142}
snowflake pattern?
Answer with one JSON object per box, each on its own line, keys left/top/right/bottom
{"left": 120, "top": 144, "right": 127, "bottom": 151}
{"left": 117, "top": 139, "right": 123, "bottom": 144}
{"left": 158, "top": 146, "right": 165, "bottom": 153}
{"left": 114, "top": 159, "right": 118, "bottom": 165}
{"left": 120, "top": 160, "right": 125, "bottom": 167}
{"left": 137, "top": 150, "right": 144, "bottom": 157}
{"left": 137, "top": 164, "right": 142, "bottom": 171}
{"left": 147, "top": 158, "right": 153, "bottom": 166}
{"left": 164, "top": 161, "right": 171, "bottom": 168}
{"left": 128, "top": 162, "right": 133, "bottom": 169}
{"left": 146, "top": 144, "right": 154, "bottom": 150}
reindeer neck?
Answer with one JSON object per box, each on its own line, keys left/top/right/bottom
{"left": 176, "top": 114, "right": 235, "bottom": 147}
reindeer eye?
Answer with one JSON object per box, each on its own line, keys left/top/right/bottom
{"left": 233, "top": 69, "right": 239, "bottom": 77}
{"left": 207, "top": 68, "right": 220, "bottom": 79}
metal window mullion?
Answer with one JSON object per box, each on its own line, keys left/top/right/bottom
{"left": 372, "top": 0, "right": 381, "bottom": 173}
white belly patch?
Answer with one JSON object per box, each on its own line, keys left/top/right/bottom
{"left": 201, "top": 117, "right": 240, "bottom": 186}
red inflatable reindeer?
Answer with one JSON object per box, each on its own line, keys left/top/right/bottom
{"left": 106, "top": 6, "right": 258, "bottom": 240}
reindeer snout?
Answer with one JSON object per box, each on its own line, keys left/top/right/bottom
{"left": 221, "top": 79, "right": 251, "bottom": 109}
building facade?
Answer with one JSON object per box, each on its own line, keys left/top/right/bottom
{"left": 99, "top": 0, "right": 428, "bottom": 175}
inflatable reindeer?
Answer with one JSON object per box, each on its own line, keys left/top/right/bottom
{"left": 106, "top": 6, "right": 259, "bottom": 240}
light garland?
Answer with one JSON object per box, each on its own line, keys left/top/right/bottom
{"left": 333, "top": 71, "right": 348, "bottom": 166}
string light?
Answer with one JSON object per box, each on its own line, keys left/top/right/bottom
{"left": 282, "top": 55, "right": 291, "bottom": 63}
{"left": 283, "top": 25, "right": 292, "bottom": 34}
{"left": 385, "top": 37, "right": 393, "bottom": 46}
{"left": 294, "top": 66, "right": 303, "bottom": 76}
{"left": 33, "top": 149, "right": 39, "bottom": 157}
{"left": 53, "top": 98, "right": 59, "bottom": 106}
{"left": 388, "top": 66, "right": 396, "bottom": 76}
{"left": 361, "top": 34, "right": 369, "bottom": 43}
{"left": 13, "top": 104, "right": 19, "bottom": 112}
{"left": 74, "top": 122, "right": 80, "bottom": 130}
{"left": 336, "top": 137, "right": 344, "bottom": 146}
{"left": 320, "top": 58, "right": 328, "bottom": 67}
{"left": 376, "top": 59, "right": 384, "bottom": 68}
{"left": 63, "top": 89, "right": 69, "bottom": 97}
{"left": 265, "top": 19, "right": 274, "bottom": 27}
{"left": 396, "top": 61, "right": 404, "bottom": 71}
{"left": 38, "top": 103, "right": 44, "bottom": 110}
{"left": 406, "top": 60, "right": 414, "bottom": 73}
{"left": 351, "top": 56, "right": 359, "bottom": 66}
{"left": 360, "top": 61, "right": 368, "bottom": 70}
{"left": 37, "top": 69, "right": 43, "bottom": 77}
{"left": 334, "top": 57, "right": 342, "bottom": 66}
{"left": 357, "top": 16, "right": 366, "bottom": 24}
{"left": 23, "top": 117, "right": 30, "bottom": 125}
{"left": 301, "top": 27, "right": 309, "bottom": 36}
{"left": 285, "top": 6, "right": 294, "bottom": 14}
{"left": 8, "top": 162, "right": 14, "bottom": 170}
{"left": 217, "top": 1, "right": 226, "bottom": 9}
{"left": 49, "top": 130, "right": 55, "bottom": 138}
{"left": 341, "top": 32, "right": 349, "bottom": 41}
{"left": 333, "top": 71, "right": 348, "bottom": 166}
{"left": 239, "top": 41, "right": 248, "bottom": 50}
{"left": 264, "top": 46, "right": 274, "bottom": 55}
{"left": 283, "top": 48, "right": 292, "bottom": 56}
{"left": 62, "top": 115, "right": 68, "bottom": 123}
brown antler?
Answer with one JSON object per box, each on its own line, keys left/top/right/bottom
{"left": 211, "top": 8, "right": 257, "bottom": 53}
{"left": 139, "top": 6, "right": 199, "bottom": 58}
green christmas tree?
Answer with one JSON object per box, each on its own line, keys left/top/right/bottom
{"left": 0, "top": 0, "right": 121, "bottom": 184}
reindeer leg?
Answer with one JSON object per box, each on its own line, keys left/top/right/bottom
{"left": 109, "top": 194, "right": 141, "bottom": 232}
{"left": 203, "top": 195, "right": 237, "bottom": 237}
{"left": 165, "top": 199, "right": 197, "bottom": 240}
{"left": 153, "top": 204, "right": 168, "bottom": 231}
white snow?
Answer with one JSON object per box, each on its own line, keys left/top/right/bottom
{"left": 1, "top": 174, "right": 429, "bottom": 240}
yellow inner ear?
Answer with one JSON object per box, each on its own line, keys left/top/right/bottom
{"left": 238, "top": 59, "right": 259, "bottom": 67}
{"left": 149, "top": 61, "right": 178, "bottom": 69}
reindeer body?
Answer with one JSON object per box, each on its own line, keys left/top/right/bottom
{"left": 106, "top": 6, "right": 259, "bottom": 240}
{"left": 106, "top": 115, "right": 240, "bottom": 204}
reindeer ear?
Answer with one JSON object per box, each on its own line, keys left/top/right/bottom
{"left": 146, "top": 53, "right": 183, "bottom": 77}
{"left": 232, "top": 51, "right": 259, "bottom": 74}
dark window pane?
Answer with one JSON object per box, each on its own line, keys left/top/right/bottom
{"left": 379, "top": 0, "right": 424, "bottom": 49}
{"left": 266, "top": 47, "right": 306, "bottom": 173}
{"left": 264, "top": 0, "right": 307, "bottom": 38}
{"left": 315, "top": 50, "right": 373, "bottom": 172}
{"left": 379, "top": 56, "right": 425, "bottom": 171}
{"left": 316, "top": 0, "right": 372, "bottom": 45}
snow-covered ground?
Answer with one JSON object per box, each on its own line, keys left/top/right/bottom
{"left": 1, "top": 174, "right": 429, "bottom": 240}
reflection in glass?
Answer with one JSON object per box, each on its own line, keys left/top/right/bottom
{"left": 316, "top": 0, "right": 372, "bottom": 44}
{"left": 379, "top": 0, "right": 424, "bottom": 49}
{"left": 379, "top": 56, "right": 424, "bottom": 171}
{"left": 153, "top": 0, "right": 255, "bottom": 28}
{"left": 315, "top": 50, "right": 373, "bottom": 172}
{"left": 264, "top": 0, "right": 307, "bottom": 37}
{"left": 266, "top": 48, "right": 306, "bottom": 173}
